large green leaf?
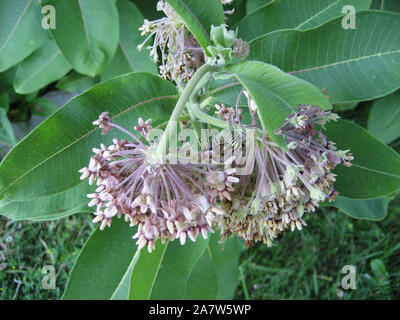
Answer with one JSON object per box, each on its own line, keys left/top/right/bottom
{"left": 164, "top": 0, "right": 225, "bottom": 55}
{"left": 322, "top": 195, "right": 390, "bottom": 221}
{"left": 0, "top": 73, "right": 177, "bottom": 201}
{"left": 368, "top": 90, "right": 400, "bottom": 144}
{"left": 129, "top": 237, "right": 209, "bottom": 299}
{"left": 0, "top": 182, "right": 93, "bottom": 221}
{"left": 0, "top": 0, "right": 48, "bottom": 72}
{"left": 237, "top": 0, "right": 371, "bottom": 41}
{"left": 13, "top": 39, "right": 72, "bottom": 94}
{"left": 249, "top": 11, "right": 400, "bottom": 103}
{"left": 225, "top": 61, "right": 331, "bottom": 147}
{"left": 325, "top": 119, "right": 400, "bottom": 199}
{"left": 44, "top": 0, "right": 119, "bottom": 76}
{"left": 62, "top": 218, "right": 138, "bottom": 299}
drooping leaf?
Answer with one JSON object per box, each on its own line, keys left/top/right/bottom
{"left": 103, "top": 0, "right": 156, "bottom": 82}
{"left": 323, "top": 195, "right": 390, "bottom": 220}
{"left": 0, "top": 0, "right": 48, "bottom": 72}
{"left": 62, "top": 218, "right": 138, "bottom": 299}
{"left": 13, "top": 39, "right": 72, "bottom": 94}
{"left": 325, "top": 119, "right": 400, "bottom": 199}
{"left": 56, "top": 71, "right": 98, "bottom": 93}
{"left": 249, "top": 11, "right": 400, "bottom": 103}
{"left": 164, "top": 0, "right": 225, "bottom": 55}
{"left": 129, "top": 237, "right": 209, "bottom": 299}
{"left": 0, "top": 182, "right": 93, "bottom": 221}
{"left": 0, "top": 73, "right": 177, "bottom": 201}
{"left": 368, "top": 90, "right": 400, "bottom": 144}
{"left": 237, "top": 0, "right": 371, "bottom": 41}
{"left": 225, "top": 60, "right": 331, "bottom": 147}
{"left": 43, "top": 0, "right": 119, "bottom": 76}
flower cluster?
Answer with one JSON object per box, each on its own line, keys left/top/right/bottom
{"left": 212, "top": 103, "right": 353, "bottom": 246}
{"left": 81, "top": 99, "right": 352, "bottom": 251}
{"left": 80, "top": 113, "right": 237, "bottom": 252}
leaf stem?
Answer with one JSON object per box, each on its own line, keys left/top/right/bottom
{"left": 156, "top": 63, "right": 219, "bottom": 156}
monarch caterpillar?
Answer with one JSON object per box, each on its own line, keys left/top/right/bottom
{"left": 200, "top": 130, "right": 243, "bottom": 152}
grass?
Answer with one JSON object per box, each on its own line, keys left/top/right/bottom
{"left": 0, "top": 214, "right": 94, "bottom": 299}
{"left": 235, "top": 194, "right": 400, "bottom": 299}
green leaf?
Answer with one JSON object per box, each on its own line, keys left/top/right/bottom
{"left": 207, "top": 233, "right": 240, "bottom": 300}
{"left": 56, "top": 71, "right": 98, "bottom": 93}
{"left": 333, "top": 102, "right": 359, "bottom": 112}
{"left": 164, "top": 0, "right": 225, "bottom": 55}
{"left": 0, "top": 72, "right": 177, "bottom": 201}
{"left": 185, "top": 232, "right": 240, "bottom": 300}
{"left": 129, "top": 237, "right": 209, "bottom": 299}
{"left": 184, "top": 247, "right": 220, "bottom": 299}
{"left": 325, "top": 119, "right": 400, "bottom": 199}
{"left": 371, "top": 0, "right": 400, "bottom": 12}
{"left": 62, "top": 218, "right": 138, "bottom": 299}
{"left": 246, "top": 0, "right": 272, "bottom": 14}
{"left": 101, "top": 0, "right": 156, "bottom": 81}
{"left": 224, "top": 0, "right": 247, "bottom": 27}
{"left": 322, "top": 195, "right": 390, "bottom": 220}
{"left": 30, "top": 97, "right": 59, "bottom": 116}
{"left": 0, "top": 182, "right": 93, "bottom": 221}
{"left": 237, "top": 0, "right": 371, "bottom": 41}
{"left": 249, "top": 11, "right": 400, "bottom": 103}
{"left": 132, "top": 0, "right": 164, "bottom": 20}
{"left": 0, "top": 93, "right": 9, "bottom": 112}
{"left": 368, "top": 90, "right": 400, "bottom": 144}
{"left": 0, "top": 107, "right": 17, "bottom": 146}
{"left": 44, "top": 0, "right": 119, "bottom": 76}
{"left": 13, "top": 39, "right": 71, "bottom": 94}
{"left": 0, "top": 0, "right": 48, "bottom": 72}
{"left": 225, "top": 60, "right": 331, "bottom": 147}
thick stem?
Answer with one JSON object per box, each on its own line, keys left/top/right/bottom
{"left": 188, "top": 102, "right": 229, "bottom": 129}
{"left": 156, "top": 63, "right": 219, "bottom": 155}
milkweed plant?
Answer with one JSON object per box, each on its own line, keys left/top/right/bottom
{"left": 0, "top": 0, "right": 399, "bottom": 300}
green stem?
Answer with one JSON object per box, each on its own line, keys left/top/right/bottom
{"left": 188, "top": 102, "right": 229, "bottom": 129}
{"left": 156, "top": 63, "right": 219, "bottom": 155}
